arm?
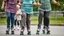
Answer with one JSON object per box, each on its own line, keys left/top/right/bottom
{"left": 51, "top": 0, "right": 60, "bottom": 6}
{"left": 16, "top": 0, "right": 21, "bottom": 11}
{"left": 63, "top": 4, "right": 64, "bottom": 6}
{"left": 17, "top": 0, "right": 22, "bottom": 6}
{"left": 18, "top": 2, "right": 22, "bottom": 6}
{"left": 37, "top": 0, "right": 42, "bottom": 6}
{"left": 33, "top": 2, "right": 36, "bottom": 6}
{"left": 1, "top": 1, "right": 5, "bottom": 10}
{"left": 17, "top": 0, "right": 23, "bottom": 7}
{"left": 33, "top": 0, "right": 36, "bottom": 6}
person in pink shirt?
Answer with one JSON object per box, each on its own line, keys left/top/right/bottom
{"left": 1, "top": 0, "right": 20, "bottom": 34}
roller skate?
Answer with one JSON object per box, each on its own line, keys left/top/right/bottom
{"left": 46, "top": 30, "right": 50, "bottom": 34}
{"left": 6, "top": 29, "right": 9, "bottom": 34}
{"left": 42, "top": 30, "right": 45, "bottom": 34}
{"left": 27, "top": 30, "right": 31, "bottom": 35}
{"left": 11, "top": 29, "right": 14, "bottom": 35}
{"left": 20, "top": 30, "right": 24, "bottom": 35}
{"left": 36, "top": 29, "right": 40, "bottom": 35}
{"left": 42, "top": 26, "right": 46, "bottom": 34}
{"left": 46, "top": 26, "right": 50, "bottom": 34}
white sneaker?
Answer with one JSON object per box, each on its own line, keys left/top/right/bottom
{"left": 14, "top": 26, "right": 16, "bottom": 30}
{"left": 17, "top": 26, "right": 20, "bottom": 30}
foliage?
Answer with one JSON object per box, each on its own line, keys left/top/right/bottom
{"left": 0, "top": 0, "right": 64, "bottom": 11}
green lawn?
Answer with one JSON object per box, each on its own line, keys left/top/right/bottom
{"left": 0, "top": 14, "right": 64, "bottom": 25}
{"left": 0, "top": 18, "right": 6, "bottom": 24}
{"left": 31, "top": 14, "right": 64, "bottom": 25}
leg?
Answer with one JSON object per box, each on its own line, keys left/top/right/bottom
{"left": 37, "top": 11, "right": 43, "bottom": 30}
{"left": 17, "top": 20, "right": 20, "bottom": 26}
{"left": 14, "top": 19, "right": 17, "bottom": 26}
{"left": 11, "top": 13, "right": 15, "bottom": 34}
{"left": 26, "top": 14, "right": 31, "bottom": 30}
{"left": 20, "top": 12, "right": 26, "bottom": 35}
{"left": 36, "top": 10, "right": 43, "bottom": 34}
{"left": 44, "top": 11, "right": 50, "bottom": 34}
{"left": 14, "top": 19, "right": 17, "bottom": 30}
{"left": 21, "top": 12, "right": 26, "bottom": 30}
{"left": 44, "top": 11, "right": 50, "bottom": 29}
{"left": 26, "top": 14, "right": 31, "bottom": 35}
{"left": 6, "top": 12, "right": 11, "bottom": 34}
{"left": 17, "top": 20, "right": 20, "bottom": 30}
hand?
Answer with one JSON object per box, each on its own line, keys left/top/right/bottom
{"left": 18, "top": 2, "right": 22, "bottom": 6}
{"left": 38, "top": 2, "right": 42, "bottom": 6}
{"left": 63, "top": 4, "right": 64, "bottom": 6}
{"left": 55, "top": 2, "right": 60, "bottom": 6}
{"left": 1, "top": 6, "right": 4, "bottom": 10}
{"left": 33, "top": 2, "right": 36, "bottom": 6}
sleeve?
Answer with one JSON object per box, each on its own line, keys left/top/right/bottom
{"left": 3, "top": 0, "right": 7, "bottom": 2}
{"left": 39, "top": 0, "right": 41, "bottom": 3}
{"left": 17, "top": 0, "right": 20, "bottom": 2}
{"left": 20, "top": 0, "right": 23, "bottom": 3}
{"left": 32, "top": 0, "right": 35, "bottom": 3}
{"left": 32, "top": 0, "right": 35, "bottom": 2}
{"left": 17, "top": 0, "right": 20, "bottom": 3}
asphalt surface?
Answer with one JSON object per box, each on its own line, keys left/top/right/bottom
{"left": 0, "top": 25, "right": 64, "bottom": 36}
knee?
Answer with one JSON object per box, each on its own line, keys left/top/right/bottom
{"left": 44, "top": 16, "right": 49, "bottom": 19}
{"left": 11, "top": 16, "right": 15, "bottom": 20}
{"left": 22, "top": 12, "right": 26, "bottom": 16}
{"left": 7, "top": 16, "right": 10, "bottom": 19}
{"left": 26, "top": 18, "right": 30, "bottom": 23}
{"left": 11, "top": 16, "right": 14, "bottom": 19}
{"left": 39, "top": 12, "right": 43, "bottom": 16}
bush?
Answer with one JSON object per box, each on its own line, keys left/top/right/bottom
{"left": 0, "top": 0, "right": 64, "bottom": 11}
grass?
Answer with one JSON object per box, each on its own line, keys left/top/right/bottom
{"left": 31, "top": 14, "right": 64, "bottom": 25}
{"left": 0, "top": 18, "right": 6, "bottom": 24}
{"left": 0, "top": 14, "right": 64, "bottom": 25}
{"left": 50, "top": 14, "right": 64, "bottom": 24}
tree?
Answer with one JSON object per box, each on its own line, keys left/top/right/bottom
{"left": 0, "top": 0, "right": 64, "bottom": 11}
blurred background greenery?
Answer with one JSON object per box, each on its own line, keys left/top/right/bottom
{"left": 0, "top": 0, "right": 64, "bottom": 25}
{"left": 0, "top": 0, "right": 64, "bottom": 11}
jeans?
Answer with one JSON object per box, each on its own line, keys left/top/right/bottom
{"left": 6, "top": 12, "right": 15, "bottom": 30}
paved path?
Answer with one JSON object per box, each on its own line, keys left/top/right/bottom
{"left": 0, "top": 25, "right": 64, "bottom": 36}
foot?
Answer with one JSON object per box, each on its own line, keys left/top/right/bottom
{"left": 36, "top": 30, "right": 40, "bottom": 35}
{"left": 20, "top": 30, "right": 24, "bottom": 35}
{"left": 11, "top": 31, "right": 14, "bottom": 35}
{"left": 43, "top": 30, "right": 45, "bottom": 34}
{"left": 46, "top": 30, "right": 50, "bottom": 34}
{"left": 6, "top": 30, "right": 9, "bottom": 34}
{"left": 27, "top": 30, "right": 31, "bottom": 35}
{"left": 17, "top": 26, "right": 20, "bottom": 30}
{"left": 14, "top": 26, "right": 16, "bottom": 30}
